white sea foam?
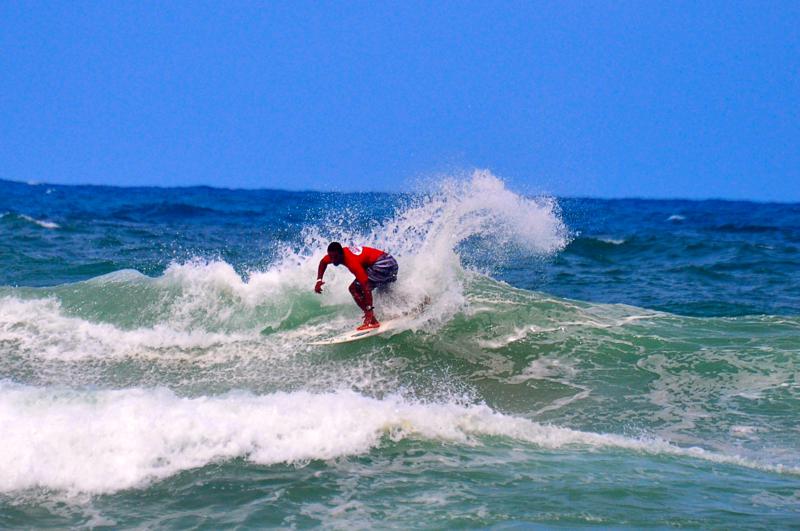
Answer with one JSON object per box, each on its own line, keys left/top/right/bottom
{"left": 0, "top": 296, "right": 256, "bottom": 362}
{"left": 0, "top": 383, "right": 795, "bottom": 495}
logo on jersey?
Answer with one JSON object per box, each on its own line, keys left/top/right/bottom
{"left": 349, "top": 245, "right": 363, "bottom": 255}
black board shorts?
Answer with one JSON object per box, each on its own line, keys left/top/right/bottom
{"left": 356, "top": 253, "right": 398, "bottom": 290}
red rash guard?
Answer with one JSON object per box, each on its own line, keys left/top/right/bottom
{"left": 320, "top": 246, "right": 384, "bottom": 287}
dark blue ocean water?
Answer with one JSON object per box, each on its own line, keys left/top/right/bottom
{"left": 1, "top": 174, "right": 799, "bottom": 528}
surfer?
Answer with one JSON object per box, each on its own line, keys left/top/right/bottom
{"left": 315, "top": 242, "right": 399, "bottom": 330}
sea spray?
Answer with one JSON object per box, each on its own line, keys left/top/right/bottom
{"left": 280, "top": 170, "right": 569, "bottom": 325}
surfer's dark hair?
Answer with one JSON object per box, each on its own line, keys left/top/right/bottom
{"left": 327, "top": 242, "right": 343, "bottom": 253}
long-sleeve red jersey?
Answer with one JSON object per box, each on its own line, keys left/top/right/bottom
{"left": 319, "top": 245, "right": 384, "bottom": 286}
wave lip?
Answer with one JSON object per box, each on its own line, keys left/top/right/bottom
{"left": 0, "top": 212, "right": 60, "bottom": 229}
{"left": 21, "top": 215, "right": 60, "bottom": 229}
{"left": 1, "top": 383, "right": 796, "bottom": 495}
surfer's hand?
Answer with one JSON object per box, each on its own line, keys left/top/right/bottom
{"left": 314, "top": 280, "right": 325, "bottom": 294}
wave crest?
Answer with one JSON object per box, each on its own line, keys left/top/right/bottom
{"left": 1, "top": 383, "right": 795, "bottom": 495}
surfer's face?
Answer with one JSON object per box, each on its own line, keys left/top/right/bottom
{"left": 328, "top": 250, "right": 344, "bottom": 265}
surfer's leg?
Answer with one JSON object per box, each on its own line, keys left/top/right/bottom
{"left": 348, "top": 281, "right": 368, "bottom": 311}
{"left": 350, "top": 281, "right": 379, "bottom": 329}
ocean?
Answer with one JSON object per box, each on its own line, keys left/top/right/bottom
{"left": 1, "top": 171, "right": 798, "bottom": 528}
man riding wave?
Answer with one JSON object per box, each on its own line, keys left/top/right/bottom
{"left": 315, "top": 242, "right": 399, "bottom": 330}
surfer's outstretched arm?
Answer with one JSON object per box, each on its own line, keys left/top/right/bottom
{"left": 315, "top": 256, "right": 331, "bottom": 293}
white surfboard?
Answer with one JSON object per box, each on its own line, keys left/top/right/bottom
{"left": 308, "top": 297, "right": 430, "bottom": 346}
{"left": 308, "top": 316, "right": 410, "bottom": 345}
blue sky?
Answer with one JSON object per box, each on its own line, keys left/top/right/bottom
{"left": 1, "top": 1, "right": 798, "bottom": 200}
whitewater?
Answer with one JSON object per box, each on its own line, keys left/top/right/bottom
{"left": 1, "top": 171, "right": 798, "bottom": 528}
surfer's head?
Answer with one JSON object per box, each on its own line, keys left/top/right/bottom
{"left": 327, "top": 241, "right": 344, "bottom": 265}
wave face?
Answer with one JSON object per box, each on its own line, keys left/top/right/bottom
{"left": 1, "top": 173, "right": 799, "bottom": 528}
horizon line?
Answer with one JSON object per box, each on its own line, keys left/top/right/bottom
{"left": 1, "top": 177, "right": 798, "bottom": 206}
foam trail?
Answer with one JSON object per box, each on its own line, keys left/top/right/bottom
{"left": 1, "top": 383, "right": 796, "bottom": 495}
